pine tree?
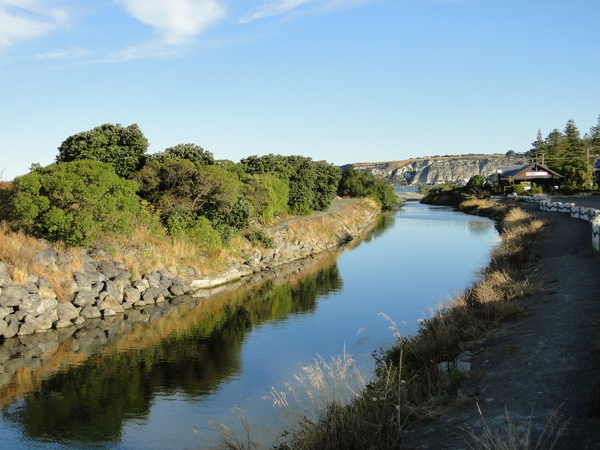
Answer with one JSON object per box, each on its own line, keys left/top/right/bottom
{"left": 544, "top": 128, "right": 566, "bottom": 169}
{"left": 528, "top": 129, "right": 545, "bottom": 163}
{"left": 563, "top": 119, "right": 585, "bottom": 162}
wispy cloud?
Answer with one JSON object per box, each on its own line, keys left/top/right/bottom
{"left": 117, "top": 0, "right": 227, "bottom": 45}
{"left": 0, "top": 0, "right": 69, "bottom": 49}
{"left": 239, "top": 0, "right": 374, "bottom": 24}
{"left": 240, "top": 0, "right": 316, "bottom": 23}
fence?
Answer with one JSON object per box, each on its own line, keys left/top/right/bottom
{"left": 510, "top": 194, "right": 600, "bottom": 251}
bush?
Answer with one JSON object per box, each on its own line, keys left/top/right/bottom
{"left": 11, "top": 161, "right": 146, "bottom": 246}
{"left": 529, "top": 186, "right": 543, "bottom": 196}
{"left": 338, "top": 168, "right": 398, "bottom": 210}
{"left": 243, "top": 174, "right": 289, "bottom": 224}
{"left": 244, "top": 227, "right": 274, "bottom": 248}
{"left": 509, "top": 184, "right": 526, "bottom": 195}
{"left": 147, "top": 143, "right": 214, "bottom": 166}
{"left": 167, "top": 214, "right": 222, "bottom": 251}
{"left": 465, "top": 175, "right": 492, "bottom": 198}
{"left": 56, "top": 123, "right": 148, "bottom": 178}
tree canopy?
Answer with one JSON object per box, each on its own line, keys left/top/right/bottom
{"left": 56, "top": 123, "right": 149, "bottom": 177}
{"left": 146, "top": 143, "right": 214, "bottom": 166}
{"left": 11, "top": 161, "right": 146, "bottom": 246}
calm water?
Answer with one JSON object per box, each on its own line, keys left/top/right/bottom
{"left": 0, "top": 203, "right": 498, "bottom": 449}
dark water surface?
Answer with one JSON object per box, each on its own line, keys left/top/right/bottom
{"left": 0, "top": 203, "right": 498, "bottom": 449}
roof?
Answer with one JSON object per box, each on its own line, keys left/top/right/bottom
{"left": 498, "top": 163, "right": 562, "bottom": 180}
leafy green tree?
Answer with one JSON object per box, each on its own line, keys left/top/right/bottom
{"left": 338, "top": 168, "right": 397, "bottom": 210}
{"left": 286, "top": 156, "right": 317, "bottom": 215}
{"left": 134, "top": 159, "right": 243, "bottom": 243}
{"left": 134, "top": 160, "right": 240, "bottom": 217}
{"left": 369, "top": 178, "right": 398, "bottom": 210}
{"left": 240, "top": 154, "right": 340, "bottom": 214}
{"left": 240, "top": 154, "right": 292, "bottom": 179}
{"left": 244, "top": 174, "right": 289, "bottom": 224}
{"left": 312, "top": 161, "right": 342, "bottom": 211}
{"left": 11, "top": 161, "right": 146, "bottom": 246}
{"left": 338, "top": 168, "right": 371, "bottom": 198}
{"left": 561, "top": 159, "right": 592, "bottom": 190}
{"left": 56, "top": 124, "right": 149, "bottom": 177}
{"left": 465, "top": 175, "right": 491, "bottom": 198}
{"left": 147, "top": 143, "right": 214, "bottom": 166}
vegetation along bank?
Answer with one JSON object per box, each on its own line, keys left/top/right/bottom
{"left": 0, "top": 123, "right": 396, "bottom": 340}
{"left": 262, "top": 197, "right": 547, "bottom": 449}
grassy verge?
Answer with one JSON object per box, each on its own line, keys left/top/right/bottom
{"left": 252, "top": 199, "right": 547, "bottom": 449}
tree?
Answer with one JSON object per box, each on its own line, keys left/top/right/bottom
{"left": 563, "top": 119, "right": 585, "bottom": 162}
{"left": 589, "top": 115, "right": 600, "bottom": 156}
{"left": 561, "top": 159, "right": 592, "bottom": 190}
{"left": 337, "top": 168, "right": 397, "bottom": 210}
{"left": 465, "top": 175, "right": 491, "bottom": 198}
{"left": 239, "top": 154, "right": 340, "bottom": 214}
{"left": 543, "top": 128, "right": 566, "bottom": 169}
{"left": 56, "top": 124, "right": 149, "bottom": 177}
{"left": 147, "top": 143, "right": 214, "bottom": 166}
{"left": 312, "top": 161, "right": 342, "bottom": 211}
{"left": 528, "top": 129, "right": 545, "bottom": 163}
{"left": 11, "top": 161, "right": 146, "bottom": 246}
{"left": 243, "top": 174, "right": 289, "bottom": 224}
{"left": 133, "top": 159, "right": 243, "bottom": 243}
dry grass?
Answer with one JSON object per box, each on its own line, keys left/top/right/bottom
{"left": 466, "top": 404, "right": 570, "bottom": 450}
{"left": 268, "top": 203, "right": 547, "bottom": 449}
{"left": 0, "top": 222, "right": 81, "bottom": 300}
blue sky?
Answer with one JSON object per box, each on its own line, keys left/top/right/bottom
{"left": 1, "top": 0, "right": 599, "bottom": 181}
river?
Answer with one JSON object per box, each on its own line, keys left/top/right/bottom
{"left": 0, "top": 203, "right": 498, "bottom": 449}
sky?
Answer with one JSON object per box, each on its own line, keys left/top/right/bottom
{"left": 1, "top": 0, "right": 599, "bottom": 181}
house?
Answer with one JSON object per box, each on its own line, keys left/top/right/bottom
{"left": 497, "top": 163, "right": 564, "bottom": 192}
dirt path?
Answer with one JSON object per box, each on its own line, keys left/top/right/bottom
{"left": 402, "top": 197, "right": 600, "bottom": 449}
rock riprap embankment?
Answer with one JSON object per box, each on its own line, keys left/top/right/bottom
{"left": 0, "top": 199, "right": 380, "bottom": 339}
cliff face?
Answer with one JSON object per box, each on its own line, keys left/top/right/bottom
{"left": 345, "top": 155, "right": 528, "bottom": 186}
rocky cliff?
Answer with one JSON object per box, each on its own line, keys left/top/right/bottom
{"left": 344, "top": 154, "right": 528, "bottom": 186}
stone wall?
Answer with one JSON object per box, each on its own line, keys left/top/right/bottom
{"left": 0, "top": 200, "right": 380, "bottom": 339}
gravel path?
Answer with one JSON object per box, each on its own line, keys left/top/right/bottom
{"left": 402, "top": 196, "right": 600, "bottom": 449}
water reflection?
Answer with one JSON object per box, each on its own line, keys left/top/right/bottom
{"left": 0, "top": 248, "right": 353, "bottom": 446}
{"left": 0, "top": 206, "right": 493, "bottom": 449}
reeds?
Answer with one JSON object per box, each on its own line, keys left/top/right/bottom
{"left": 466, "top": 404, "right": 570, "bottom": 450}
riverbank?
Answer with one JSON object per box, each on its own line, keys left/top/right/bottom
{"left": 269, "top": 198, "right": 553, "bottom": 449}
{"left": 401, "top": 196, "right": 600, "bottom": 449}
{"left": 0, "top": 198, "right": 381, "bottom": 339}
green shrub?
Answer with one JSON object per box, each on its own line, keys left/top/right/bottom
{"left": 244, "top": 174, "right": 289, "bottom": 224}
{"left": 529, "top": 186, "right": 543, "bottom": 196}
{"left": 244, "top": 227, "right": 274, "bottom": 248}
{"left": 56, "top": 123, "right": 148, "bottom": 178}
{"left": 560, "top": 185, "right": 580, "bottom": 195}
{"left": 11, "top": 161, "right": 145, "bottom": 246}
{"left": 146, "top": 143, "right": 214, "bottom": 166}
{"left": 465, "top": 175, "right": 492, "bottom": 198}
{"left": 338, "top": 168, "right": 398, "bottom": 210}
{"left": 510, "top": 184, "right": 526, "bottom": 195}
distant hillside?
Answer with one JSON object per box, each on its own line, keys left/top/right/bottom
{"left": 342, "top": 153, "right": 529, "bottom": 186}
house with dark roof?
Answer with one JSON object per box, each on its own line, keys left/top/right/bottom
{"left": 497, "top": 163, "right": 564, "bottom": 192}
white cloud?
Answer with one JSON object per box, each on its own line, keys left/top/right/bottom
{"left": 239, "top": 0, "right": 376, "bottom": 23}
{"left": 117, "top": 0, "right": 227, "bottom": 45}
{"left": 0, "top": 0, "right": 69, "bottom": 48}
